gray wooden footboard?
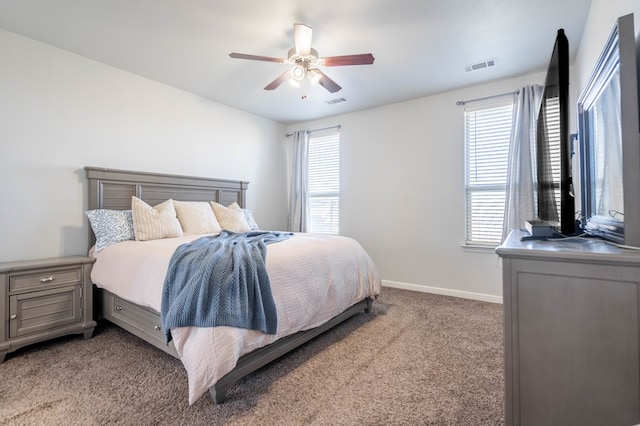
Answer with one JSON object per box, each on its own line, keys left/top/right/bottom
{"left": 98, "top": 287, "right": 371, "bottom": 403}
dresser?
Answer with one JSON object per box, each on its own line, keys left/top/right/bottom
{"left": 0, "top": 256, "right": 96, "bottom": 363}
{"left": 496, "top": 230, "right": 640, "bottom": 426}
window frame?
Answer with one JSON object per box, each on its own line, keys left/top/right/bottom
{"left": 307, "top": 129, "right": 340, "bottom": 234}
{"left": 463, "top": 97, "right": 515, "bottom": 247}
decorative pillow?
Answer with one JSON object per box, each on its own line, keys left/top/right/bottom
{"left": 242, "top": 208, "right": 260, "bottom": 231}
{"left": 210, "top": 201, "right": 252, "bottom": 232}
{"left": 131, "top": 196, "right": 183, "bottom": 241}
{"left": 85, "top": 209, "right": 135, "bottom": 251}
{"left": 173, "top": 200, "right": 222, "bottom": 235}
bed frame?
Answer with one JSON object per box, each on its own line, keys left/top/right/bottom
{"left": 84, "top": 166, "right": 372, "bottom": 403}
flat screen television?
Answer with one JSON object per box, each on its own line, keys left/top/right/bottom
{"left": 578, "top": 13, "right": 640, "bottom": 247}
{"left": 535, "top": 28, "right": 576, "bottom": 235}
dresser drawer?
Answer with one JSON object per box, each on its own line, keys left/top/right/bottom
{"left": 9, "top": 266, "right": 82, "bottom": 293}
{"left": 9, "top": 285, "right": 82, "bottom": 338}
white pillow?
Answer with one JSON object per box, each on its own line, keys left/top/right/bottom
{"left": 173, "top": 200, "right": 222, "bottom": 235}
{"left": 210, "top": 201, "right": 252, "bottom": 232}
{"left": 131, "top": 197, "right": 183, "bottom": 241}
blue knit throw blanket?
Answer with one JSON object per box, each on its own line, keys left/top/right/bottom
{"left": 161, "top": 230, "right": 293, "bottom": 343}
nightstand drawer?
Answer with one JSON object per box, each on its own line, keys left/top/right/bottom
{"left": 9, "top": 286, "right": 82, "bottom": 338}
{"left": 9, "top": 267, "right": 82, "bottom": 293}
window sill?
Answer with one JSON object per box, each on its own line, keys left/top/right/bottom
{"left": 461, "top": 244, "right": 499, "bottom": 254}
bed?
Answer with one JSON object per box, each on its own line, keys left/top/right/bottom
{"left": 84, "top": 166, "right": 381, "bottom": 404}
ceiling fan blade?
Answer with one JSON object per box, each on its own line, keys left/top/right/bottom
{"left": 315, "top": 70, "right": 342, "bottom": 93}
{"left": 321, "top": 53, "right": 375, "bottom": 67}
{"left": 264, "top": 70, "right": 292, "bottom": 90}
{"left": 229, "top": 53, "right": 286, "bottom": 63}
{"left": 294, "top": 24, "right": 313, "bottom": 56}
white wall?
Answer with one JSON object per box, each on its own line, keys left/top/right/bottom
{"left": 287, "top": 72, "right": 546, "bottom": 302}
{"left": 574, "top": 0, "right": 640, "bottom": 95}
{"left": 0, "top": 29, "right": 288, "bottom": 263}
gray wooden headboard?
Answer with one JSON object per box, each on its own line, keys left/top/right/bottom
{"left": 85, "top": 166, "right": 249, "bottom": 247}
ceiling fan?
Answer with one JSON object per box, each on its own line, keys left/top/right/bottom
{"left": 229, "top": 23, "right": 375, "bottom": 94}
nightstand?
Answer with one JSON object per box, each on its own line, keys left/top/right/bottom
{"left": 0, "top": 256, "right": 97, "bottom": 363}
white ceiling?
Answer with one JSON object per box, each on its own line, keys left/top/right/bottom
{"left": 0, "top": 0, "right": 593, "bottom": 124}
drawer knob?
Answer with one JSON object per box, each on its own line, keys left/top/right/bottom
{"left": 10, "top": 314, "right": 17, "bottom": 320}
{"left": 154, "top": 326, "right": 161, "bottom": 331}
{"left": 39, "top": 276, "right": 55, "bottom": 283}
{"left": 115, "top": 305, "right": 122, "bottom": 311}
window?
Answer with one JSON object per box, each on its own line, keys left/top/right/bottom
{"left": 464, "top": 99, "right": 515, "bottom": 246}
{"left": 308, "top": 130, "right": 340, "bottom": 234}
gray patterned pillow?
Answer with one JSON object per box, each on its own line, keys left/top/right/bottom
{"left": 242, "top": 209, "right": 260, "bottom": 231}
{"left": 85, "top": 209, "right": 135, "bottom": 251}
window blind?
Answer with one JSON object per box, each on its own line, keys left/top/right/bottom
{"left": 464, "top": 100, "right": 514, "bottom": 245}
{"left": 544, "top": 96, "right": 562, "bottom": 212}
{"left": 308, "top": 131, "right": 340, "bottom": 234}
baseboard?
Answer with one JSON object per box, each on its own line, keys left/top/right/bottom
{"left": 382, "top": 280, "right": 503, "bottom": 304}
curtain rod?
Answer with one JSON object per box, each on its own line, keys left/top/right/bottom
{"left": 456, "top": 90, "right": 519, "bottom": 106}
{"left": 285, "top": 124, "right": 341, "bottom": 137}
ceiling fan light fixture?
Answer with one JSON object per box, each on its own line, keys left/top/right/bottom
{"left": 288, "top": 78, "right": 301, "bottom": 88}
{"left": 308, "top": 69, "right": 322, "bottom": 86}
{"left": 291, "top": 65, "right": 306, "bottom": 81}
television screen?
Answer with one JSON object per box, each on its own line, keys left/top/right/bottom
{"left": 536, "top": 29, "right": 575, "bottom": 235}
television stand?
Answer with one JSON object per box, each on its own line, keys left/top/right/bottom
{"left": 496, "top": 229, "right": 640, "bottom": 426}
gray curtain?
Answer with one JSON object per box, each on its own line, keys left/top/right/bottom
{"left": 502, "top": 85, "right": 543, "bottom": 241}
{"left": 287, "top": 130, "right": 309, "bottom": 232}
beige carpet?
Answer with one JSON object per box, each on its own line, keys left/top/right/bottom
{"left": 0, "top": 287, "right": 504, "bottom": 425}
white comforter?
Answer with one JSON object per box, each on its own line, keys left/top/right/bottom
{"left": 90, "top": 232, "right": 381, "bottom": 404}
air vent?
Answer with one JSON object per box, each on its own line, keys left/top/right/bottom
{"left": 464, "top": 58, "right": 497, "bottom": 73}
{"left": 326, "top": 97, "right": 347, "bottom": 105}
